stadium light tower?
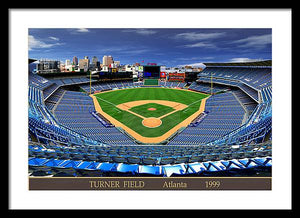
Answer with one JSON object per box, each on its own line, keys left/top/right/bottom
{"left": 210, "top": 71, "right": 213, "bottom": 95}
{"left": 90, "top": 70, "right": 92, "bottom": 95}
{"left": 210, "top": 71, "right": 214, "bottom": 113}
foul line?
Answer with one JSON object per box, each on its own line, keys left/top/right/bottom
{"left": 94, "top": 95, "right": 123, "bottom": 113}
{"left": 187, "top": 98, "right": 203, "bottom": 108}
{"left": 94, "top": 95, "right": 117, "bottom": 107}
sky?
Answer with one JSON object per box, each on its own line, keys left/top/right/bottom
{"left": 28, "top": 28, "right": 272, "bottom": 67}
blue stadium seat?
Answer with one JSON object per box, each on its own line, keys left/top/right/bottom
{"left": 162, "top": 165, "right": 186, "bottom": 177}
{"left": 139, "top": 165, "right": 161, "bottom": 175}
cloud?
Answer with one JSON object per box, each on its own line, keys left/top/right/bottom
{"left": 176, "top": 56, "right": 214, "bottom": 61}
{"left": 229, "top": 58, "right": 264, "bottom": 63}
{"left": 28, "top": 35, "right": 64, "bottom": 50}
{"left": 173, "top": 32, "right": 225, "bottom": 49}
{"left": 76, "top": 28, "right": 90, "bottom": 33}
{"left": 122, "top": 49, "right": 151, "bottom": 55}
{"left": 101, "top": 47, "right": 124, "bottom": 53}
{"left": 173, "top": 32, "right": 226, "bottom": 41}
{"left": 49, "top": 36, "right": 59, "bottom": 41}
{"left": 69, "top": 28, "right": 91, "bottom": 34}
{"left": 177, "top": 62, "right": 206, "bottom": 68}
{"left": 181, "top": 42, "right": 217, "bottom": 49}
{"left": 122, "top": 29, "right": 157, "bottom": 35}
{"left": 135, "top": 29, "right": 157, "bottom": 35}
{"left": 100, "top": 45, "right": 152, "bottom": 56}
{"left": 231, "top": 34, "right": 272, "bottom": 49}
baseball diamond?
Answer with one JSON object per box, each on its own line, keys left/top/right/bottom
{"left": 91, "top": 88, "right": 209, "bottom": 143}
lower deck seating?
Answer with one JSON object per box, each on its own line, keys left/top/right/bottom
{"left": 28, "top": 141, "right": 272, "bottom": 177}
{"left": 169, "top": 92, "right": 245, "bottom": 145}
{"left": 54, "top": 91, "right": 136, "bottom": 145}
{"left": 79, "top": 80, "right": 141, "bottom": 93}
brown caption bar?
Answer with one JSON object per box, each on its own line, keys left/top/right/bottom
{"left": 29, "top": 177, "right": 271, "bottom": 190}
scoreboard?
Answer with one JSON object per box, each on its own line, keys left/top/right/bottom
{"left": 143, "top": 66, "right": 160, "bottom": 78}
{"left": 168, "top": 72, "right": 185, "bottom": 82}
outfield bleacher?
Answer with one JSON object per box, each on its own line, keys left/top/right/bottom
{"left": 198, "top": 66, "right": 271, "bottom": 90}
{"left": 188, "top": 81, "right": 229, "bottom": 94}
{"left": 29, "top": 73, "right": 54, "bottom": 90}
{"left": 160, "top": 81, "right": 186, "bottom": 88}
{"left": 79, "top": 80, "right": 143, "bottom": 92}
{"left": 197, "top": 66, "right": 272, "bottom": 103}
{"left": 49, "top": 76, "right": 96, "bottom": 86}
{"left": 79, "top": 80, "right": 186, "bottom": 93}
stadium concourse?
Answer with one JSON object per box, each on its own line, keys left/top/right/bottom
{"left": 28, "top": 60, "right": 272, "bottom": 177}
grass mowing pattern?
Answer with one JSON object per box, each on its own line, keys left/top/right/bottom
{"left": 95, "top": 88, "right": 209, "bottom": 137}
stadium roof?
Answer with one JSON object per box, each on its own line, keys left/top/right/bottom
{"left": 29, "top": 58, "right": 37, "bottom": 64}
{"left": 203, "top": 60, "right": 272, "bottom": 67}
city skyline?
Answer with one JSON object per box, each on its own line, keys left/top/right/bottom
{"left": 28, "top": 28, "right": 272, "bottom": 67}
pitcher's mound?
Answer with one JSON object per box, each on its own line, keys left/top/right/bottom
{"left": 148, "top": 107, "right": 156, "bottom": 111}
{"left": 142, "top": 117, "right": 162, "bottom": 128}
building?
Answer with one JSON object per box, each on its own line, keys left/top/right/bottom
{"left": 65, "top": 59, "right": 71, "bottom": 66}
{"left": 91, "top": 56, "right": 98, "bottom": 65}
{"left": 101, "top": 65, "right": 108, "bottom": 72}
{"left": 79, "top": 58, "right": 89, "bottom": 72}
{"left": 36, "top": 59, "right": 60, "bottom": 73}
{"left": 109, "top": 63, "right": 118, "bottom": 68}
{"left": 91, "top": 56, "right": 100, "bottom": 71}
{"left": 125, "top": 64, "right": 134, "bottom": 72}
{"left": 103, "top": 55, "right": 113, "bottom": 66}
{"left": 59, "top": 63, "right": 65, "bottom": 72}
{"left": 114, "top": 61, "right": 120, "bottom": 67}
{"left": 102, "top": 56, "right": 107, "bottom": 66}
{"left": 72, "top": 56, "right": 78, "bottom": 65}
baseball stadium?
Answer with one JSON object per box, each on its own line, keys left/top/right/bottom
{"left": 28, "top": 60, "right": 272, "bottom": 177}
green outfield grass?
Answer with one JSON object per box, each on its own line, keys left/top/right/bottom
{"left": 94, "top": 88, "right": 209, "bottom": 138}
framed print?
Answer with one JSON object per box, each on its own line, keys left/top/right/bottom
{"left": 9, "top": 9, "right": 292, "bottom": 210}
